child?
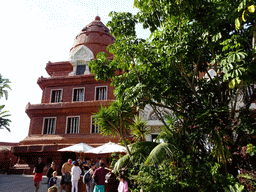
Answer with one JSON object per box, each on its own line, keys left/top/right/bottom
{"left": 118, "top": 173, "right": 128, "bottom": 192}
{"left": 48, "top": 185, "right": 58, "bottom": 192}
{"left": 48, "top": 171, "right": 58, "bottom": 188}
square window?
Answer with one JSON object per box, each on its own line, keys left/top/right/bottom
{"left": 73, "top": 88, "right": 85, "bottom": 102}
{"left": 43, "top": 118, "right": 56, "bottom": 134}
{"left": 95, "top": 86, "right": 107, "bottom": 100}
{"left": 66, "top": 117, "right": 80, "bottom": 134}
{"left": 76, "top": 65, "right": 86, "bottom": 75}
{"left": 51, "top": 89, "right": 62, "bottom": 103}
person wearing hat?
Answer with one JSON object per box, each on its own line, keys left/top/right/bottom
{"left": 71, "top": 161, "right": 82, "bottom": 192}
{"left": 83, "top": 160, "right": 90, "bottom": 172}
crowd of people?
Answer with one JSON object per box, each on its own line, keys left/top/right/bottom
{"left": 33, "top": 157, "right": 128, "bottom": 192}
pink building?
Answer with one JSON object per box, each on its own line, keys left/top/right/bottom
{"left": 11, "top": 16, "right": 120, "bottom": 173}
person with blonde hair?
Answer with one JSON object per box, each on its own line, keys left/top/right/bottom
{"left": 48, "top": 171, "right": 58, "bottom": 188}
{"left": 48, "top": 185, "right": 58, "bottom": 192}
{"left": 47, "top": 161, "right": 57, "bottom": 185}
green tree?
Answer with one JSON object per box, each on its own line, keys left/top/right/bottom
{"left": 0, "top": 105, "right": 11, "bottom": 132}
{"left": 0, "top": 74, "right": 11, "bottom": 100}
{"left": 89, "top": 0, "right": 256, "bottom": 190}
{"left": 0, "top": 74, "right": 11, "bottom": 132}
{"left": 130, "top": 115, "right": 150, "bottom": 142}
{"left": 93, "top": 98, "right": 134, "bottom": 157}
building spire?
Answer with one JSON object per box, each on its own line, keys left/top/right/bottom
{"left": 95, "top": 7, "right": 100, "bottom": 21}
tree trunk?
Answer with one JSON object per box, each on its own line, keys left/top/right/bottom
{"left": 121, "top": 133, "right": 132, "bottom": 158}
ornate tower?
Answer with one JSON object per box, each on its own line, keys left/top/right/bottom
{"left": 11, "top": 16, "right": 118, "bottom": 169}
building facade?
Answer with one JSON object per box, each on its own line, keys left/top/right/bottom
{"left": 11, "top": 16, "right": 120, "bottom": 171}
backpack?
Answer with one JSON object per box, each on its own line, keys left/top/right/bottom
{"left": 83, "top": 170, "right": 91, "bottom": 184}
{"left": 64, "top": 172, "right": 71, "bottom": 183}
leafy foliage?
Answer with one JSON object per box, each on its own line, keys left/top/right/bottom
{"left": 93, "top": 98, "right": 134, "bottom": 156}
{"left": 0, "top": 105, "right": 11, "bottom": 132}
{"left": 0, "top": 74, "right": 11, "bottom": 132}
{"left": 130, "top": 115, "right": 151, "bottom": 142}
{"left": 114, "top": 141, "right": 159, "bottom": 170}
{"left": 0, "top": 74, "right": 11, "bottom": 100}
{"left": 89, "top": 0, "right": 256, "bottom": 191}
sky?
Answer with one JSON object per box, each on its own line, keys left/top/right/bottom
{"left": 0, "top": 0, "right": 149, "bottom": 143}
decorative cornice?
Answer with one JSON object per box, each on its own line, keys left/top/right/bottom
{"left": 25, "top": 100, "right": 114, "bottom": 118}
{"left": 37, "top": 74, "right": 107, "bottom": 90}
{"left": 45, "top": 61, "right": 73, "bottom": 76}
{"left": 14, "top": 133, "right": 121, "bottom": 148}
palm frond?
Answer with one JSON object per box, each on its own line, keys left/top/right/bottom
{"left": 130, "top": 115, "right": 151, "bottom": 142}
{"left": 145, "top": 143, "right": 173, "bottom": 165}
{"left": 114, "top": 154, "right": 131, "bottom": 170}
{"left": 0, "top": 105, "right": 11, "bottom": 132}
{"left": 129, "top": 141, "right": 158, "bottom": 154}
{"left": 0, "top": 74, "right": 11, "bottom": 100}
{"left": 114, "top": 141, "right": 159, "bottom": 170}
{"left": 210, "top": 129, "right": 232, "bottom": 166}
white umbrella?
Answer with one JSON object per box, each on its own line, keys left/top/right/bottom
{"left": 58, "top": 142, "right": 94, "bottom": 152}
{"left": 85, "top": 142, "right": 126, "bottom": 154}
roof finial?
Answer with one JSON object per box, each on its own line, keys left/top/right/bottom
{"left": 95, "top": 7, "right": 101, "bottom": 21}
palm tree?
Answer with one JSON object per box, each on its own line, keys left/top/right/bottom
{"left": 130, "top": 115, "right": 151, "bottom": 142}
{"left": 0, "top": 105, "right": 11, "bottom": 132}
{"left": 93, "top": 98, "right": 134, "bottom": 157}
{"left": 114, "top": 141, "right": 159, "bottom": 170}
{"left": 0, "top": 74, "right": 11, "bottom": 132}
{"left": 0, "top": 74, "right": 11, "bottom": 100}
{"left": 114, "top": 116, "right": 176, "bottom": 170}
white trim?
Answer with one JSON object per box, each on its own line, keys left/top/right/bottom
{"left": 72, "top": 87, "right": 85, "bottom": 102}
{"left": 65, "top": 116, "right": 80, "bottom": 134}
{"left": 90, "top": 115, "right": 93, "bottom": 133}
{"left": 69, "top": 45, "right": 94, "bottom": 63}
{"left": 42, "top": 117, "right": 57, "bottom": 135}
{"left": 94, "top": 86, "right": 108, "bottom": 100}
{"left": 69, "top": 45, "right": 94, "bottom": 76}
{"left": 50, "top": 89, "right": 63, "bottom": 103}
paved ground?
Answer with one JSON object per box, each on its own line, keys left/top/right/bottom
{"left": 0, "top": 174, "right": 62, "bottom": 192}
